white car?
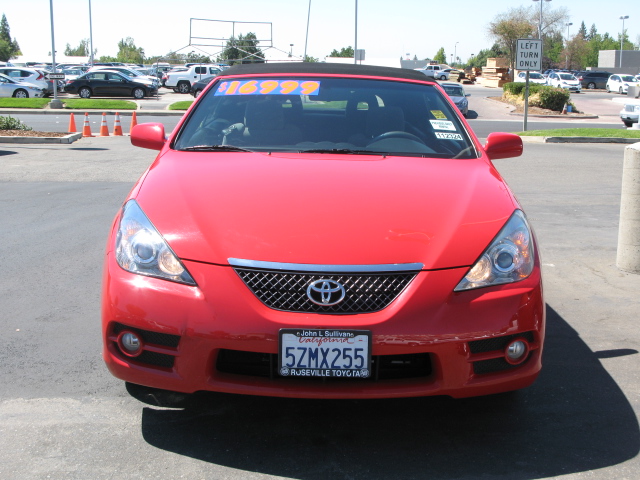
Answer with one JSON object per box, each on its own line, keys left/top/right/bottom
{"left": 620, "top": 102, "right": 640, "bottom": 128}
{"left": 0, "top": 67, "right": 53, "bottom": 95}
{"left": 546, "top": 72, "right": 581, "bottom": 92}
{"left": 165, "top": 64, "right": 223, "bottom": 93}
{"left": 606, "top": 74, "right": 640, "bottom": 95}
{"left": 0, "top": 73, "right": 44, "bottom": 98}
{"left": 515, "top": 71, "right": 547, "bottom": 84}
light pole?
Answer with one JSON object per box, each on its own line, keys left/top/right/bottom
{"left": 304, "top": 0, "right": 311, "bottom": 62}
{"left": 565, "top": 22, "right": 572, "bottom": 69}
{"left": 354, "top": 0, "right": 358, "bottom": 65}
{"left": 89, "top": 0, "right": 94, "bottom": 66}
{"left": 620, "top": 15, "right": 629, "bottom": 68}
{"left": 48, "top": 0, "right": 62, "bottom": 109}
{"left": 454, "top": 42, "right": 459, "bottom": 67}
{"left": 533, "top": 0, "right": 552, "bottom": 69}
{"left": 289, "top": 44, "right": 293, "bottom": 57}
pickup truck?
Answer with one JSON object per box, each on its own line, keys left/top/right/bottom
{"left": 414, "top": 65, "right": 450, "bottom": 80}
{"left": 165, "top": 64, "right": 223, "bottom": 93}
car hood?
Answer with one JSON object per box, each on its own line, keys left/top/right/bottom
{"left": 134, "top": 151, "right": 518, "bottom": 270}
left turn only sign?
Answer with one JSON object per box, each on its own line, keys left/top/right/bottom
{"left": 516, "top": 39, "right": 542, "bottom": 71}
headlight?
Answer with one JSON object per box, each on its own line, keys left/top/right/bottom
{"left": 115, "top": 200, "right": 196, "bottom": 285}
{"left": 454, "top": 210, "right": 535, "bottom": 291}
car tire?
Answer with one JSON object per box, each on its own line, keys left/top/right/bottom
{"left": 13, "top": 89, "right": 29, "bottom": 98}
{"left": 194, "top": 89, "right": 201, "bottom": 98}
{"left": 177, "top": 81, "right": 190, "bottom": 94}
{"left": 619, "top": 87, "right": 624, "bottom": 95}
{"left": 623, "top": 121, "right": 633, "bottom": 128}
{"left": 439, "top": 75, "right": 447, "bottom": 80}
{"left": 587, "top": 82, "right": 596, "bottom": 89}
{"left": 79, "top": 87, "right": 91, "bottom": 99}
{"left": 132, "top": 88, "right": 145, "bottom": 99}
{"left": 606, "top": 85, "right": 610, "bottom": 93}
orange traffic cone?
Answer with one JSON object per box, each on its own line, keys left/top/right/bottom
{"left": 129, "top": 111, "right": 138, "bottom": 133}
{"left": 82, "top": 113, "right": 93, "bottom": 137}
{"left": 113, "top": 112, "right": 123, "bottom": 136}
{"left": 99, "top": 112, "right": 110, "bottom": 136}
{"left": 67, "top": 113, "right": 77, "bottom": 133}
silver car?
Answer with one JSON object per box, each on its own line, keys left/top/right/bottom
{"left": 0, "top": 73, "right": 44, "bottom": 98}
{"left": 620, "top": 102, "right": 640, "bottom": 128}
{"left": 440, "top": 82, "right": 470, "bottom": 117}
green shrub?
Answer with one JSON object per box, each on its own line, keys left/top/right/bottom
{"left": 502, "top": 82, "right": 571, "bottom": 112}
{"left": 0, "top": 115, "right": 32, "bottom": 131}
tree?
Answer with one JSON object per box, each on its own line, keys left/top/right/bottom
{"left": 218, "top": 33, "right": 265, "bottom": 64}
{"left": 560, "top": 34, "right": 590, "bottom": 69}
{"left": 467, "top": 43, "right": 507, "bottom": 68}
{"left": 433, "top": 47, "right": 446, "bottom": 64}
{"left": 577, "top": 21, "right": 587, "bottom": 40}
{"left": 304, "top": 55, "right": 319, "bottom": 62}
{"left": 487, "top": 7, "right": 536, "bottom": 75}
{"left": 328, "top": 46, "right": 354, "bottom": 58}
{"left": 115, "top": 37, "right": 145, "bottom": 64}
{"left": 0, "top": 14, "right": 21, "bottom": 61}
{"left": 64, "top": 39, "right": 92, "bottom": 57}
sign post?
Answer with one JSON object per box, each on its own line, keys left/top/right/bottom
{"left": 516, "top": 39, "right": 543, "bottom": 132}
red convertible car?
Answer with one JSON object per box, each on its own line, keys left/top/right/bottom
{"left": 102, "top": 63, "right": 544, "bottom": 403}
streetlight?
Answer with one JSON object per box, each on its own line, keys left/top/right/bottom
{"left": 89, "top": 0, "right": 94, "bottom": 66}
{"left": 289, "top": 44, "right": 293, "bottom": 57}
{"left": 454, "top": 42, "right": 459, "bottom": 67}
{"left": 354, "top": 0, "right": 358, "bottom": 65}
{"left": 533, "top": 0, "right": 552, "bottom": 69}
{"left": 565, "top": 22, "right": 572, "bottom": 69}
{"left": 620, "top": 15, "right": 629, "bottom": 68}
{"left": 304, "top": 0, "right": 311, "bottom": 62}
{"left": 48, "top": 0, "right": 62, "bottom": 109}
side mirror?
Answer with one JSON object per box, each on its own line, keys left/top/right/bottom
{"left": 131, "top": 123, "right": 166, "bottom": 151}
{"left": 484, "top": 132, "right": 523, "bottom": 160}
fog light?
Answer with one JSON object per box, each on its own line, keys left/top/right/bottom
{"left": 505, "top": 339, "right": 529, "bottom": 365}
{"left": 118, "top": 331, "right": 143, "bottom": 357}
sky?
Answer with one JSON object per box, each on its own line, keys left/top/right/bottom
{"left": 2, "top": 0, "right": 637, "bottom": 64}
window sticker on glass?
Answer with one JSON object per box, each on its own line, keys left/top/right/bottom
{"left": 435, "top": 132, "right": 464, "bottom": 140}
{"left": 430, "top": 120, "right": 456, "bottom": 131}
{"left": 215, "top": 80, "right": 321, "bottom": 96}
{"left": 431, "top": 110, "right": 447, "bottom": 119}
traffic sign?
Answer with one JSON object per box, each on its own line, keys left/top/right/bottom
{"left": 46, "top": 73, "right": 65, "bottom": 80}
{"left": 516, "top": 39, "right": 542, "bottom": 71}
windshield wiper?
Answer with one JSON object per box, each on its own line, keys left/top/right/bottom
{"left": 298, "top": 148, "right": 384, "bottom": 155}
{"left": 180, "top": 145, "right": 253, "bottom": 152}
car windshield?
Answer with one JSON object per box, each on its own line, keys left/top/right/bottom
{"left": 173, "top": 76, "right": 476, "bottom": 158}
{"left": 620, "top": 75, "right": 636, "bottom": 82}
{"left": 442, "top": 85, "right": 464, "bottom": 97}
{"left": 559, "top": 74, "right": 576, "bottom": 80}
{"left": 530, "top": 73, "right": 543, "bottom": 79}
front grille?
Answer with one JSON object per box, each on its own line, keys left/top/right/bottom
{"left": 473, "top": 358, "right": 519, "bottom": 375}
{"left": 234, "top": 268, "right": 417, "bottom": 314}
{"left": 216, "top": 349, "right": 432, "bottom": 381}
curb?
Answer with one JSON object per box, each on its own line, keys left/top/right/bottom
{"left": 521, "top": 136, "right": 640, "bottom": 144}
{"left": 0, "top": 132, "right": 83, "bottom": 144}
{"left": 0, "top": 108, "right": 185, "bottom": 116}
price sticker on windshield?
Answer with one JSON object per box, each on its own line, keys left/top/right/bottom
{"left": 216, "top": 79, "right": 320, "bottom": 96}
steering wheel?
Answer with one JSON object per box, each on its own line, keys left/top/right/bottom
{"left": 367, "top": 131, "right": 426, "bottom": 145}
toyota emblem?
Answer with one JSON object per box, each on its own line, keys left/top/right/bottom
{"left": 306, "top": 279, "right": 346, "bottom": 306}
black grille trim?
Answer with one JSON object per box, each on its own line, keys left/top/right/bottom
{"left": 216, "top": 349, "right": 432, "bottom": 381}
{"left": 234, "top": 268, "right": 418, "bottom": 314}
{"left": 468, "top": 332, "right": 535, "bottom": 355}
{"left": 473, "top": 357, "right": 521, "bottom": 375}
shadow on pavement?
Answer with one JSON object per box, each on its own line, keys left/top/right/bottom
{"left": 139, "top": 305, "right": 639, "bottom": 479}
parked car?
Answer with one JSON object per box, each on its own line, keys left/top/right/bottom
{"left": 102, "top": 63, "right": 544, "bottom": 405}
{"left": 606, "top": 74, "right": 640, "bottom": 95}
{"left": 546, "top": 72, "right": 582, "bottom": 92}
{"left": 64, "top": 70, "right": 157, "bottom": 99}
{"left": 515, "top": 71, "right": 547, "bottom": 85}
{"left": 61, "top": 68, "right": 85, "bottom": 83}
{"left": 165, "top": 64, "right": 223, "bottom": 93}
{"left": 89, "top": 66, "right": 160, "bottom": 87}
{"left": 440, "top": 81, "right": 470, "bottom": 116}
{"left": 0, "top": 73, "right": 45, "bottom": 98}
{"left": 575, "top": 71, "right": 612, "bottom": 90}
{"left": 0, "top": 67, "right": 53, "bottom": 96}
{"left": 620, "top": 102, "right": 640, "bottom": 127}
{"left": 190, "top": 75, "right": 215, "bottom": 98}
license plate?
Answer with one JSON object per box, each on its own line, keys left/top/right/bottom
{"left": 278, "top": 329, "right": 372, "bottom": 379}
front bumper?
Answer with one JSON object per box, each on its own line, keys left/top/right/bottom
{"left": 102, "top": 254, "right": 545, "bottom": 399}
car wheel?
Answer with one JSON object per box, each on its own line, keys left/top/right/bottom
{"left": 13, "top": 89, "right": 29, "bottom": 98}
{"left": 619, "top": 87, "right": 624, "bottom": 95}
{"left": 132, "top": 88, "right": 145, "bottom": 99}
{"left": 177, "top": 81, "right": 190, "bottom": 94}
{"left": 439, "top": 75, "right": 447, "bottom": 80}
{"left": 194, "top": 89, "right": 201, "bottom": 98}
{"left": 606, "top": 85, "right": 611, "bottom": 93}
{"left": 587, "top": 82, "right": 596, "bottom": 89}
{"left": 623, "top": 121, "right": 633, "bottom": 128}
{"left": 79, "top": 87, "right": 91, "bottom": 99}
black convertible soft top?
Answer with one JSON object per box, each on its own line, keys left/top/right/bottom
{"left": 218, "top": 62, "right": 431, "bottom": 82}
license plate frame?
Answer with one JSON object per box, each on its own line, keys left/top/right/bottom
{"left": 278, "top": 329, "right": 372, "bottom": 379}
